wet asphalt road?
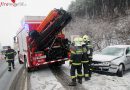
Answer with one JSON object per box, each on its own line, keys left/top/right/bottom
{"left": 0, "top": 59, "right": 23, "bottom": 90}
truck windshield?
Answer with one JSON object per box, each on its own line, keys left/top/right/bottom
{"left": 100, "top": 47, "right": 124, "bottom": 56}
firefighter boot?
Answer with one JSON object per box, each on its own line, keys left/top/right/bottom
{"left": 78, "top": 77, "right": 82, "bottom": 84}
{"left": 85, "top": 77, "right": 90, "bottom": 81}
{"left": 13, "top": 66, "right": 15, "bottom": 69}
{"left": 8, "top": 67, "right": 11, "bottom": 72}
{"left": 89, "top": 69, "right": 92, "bottom": 78}
{"left": 69, "top": 78, "right": 76, "bottom": 86}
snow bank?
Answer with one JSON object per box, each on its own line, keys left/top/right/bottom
{"left": 30, "top": 67, "right": 65, "bottom": 90}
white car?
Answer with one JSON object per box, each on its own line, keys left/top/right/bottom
{"left": 92, "top": 45, "right": 130, "bottom": 77}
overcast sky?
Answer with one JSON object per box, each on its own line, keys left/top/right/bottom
{"left": 0, "top": 0, "right": 74, "bottom": 47}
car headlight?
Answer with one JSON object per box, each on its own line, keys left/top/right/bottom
{"left": 102, "top": 61, "right": 111, "bottom": 66}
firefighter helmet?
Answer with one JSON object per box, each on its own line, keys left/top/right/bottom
{"left": 83, "top": 35, "right": 89, "bottom": 42}
{"left": 78, "top": 37, "right": 85, "bottom": 45}
{"left": 73, "top": 37, "right": 82, "bottom": 46}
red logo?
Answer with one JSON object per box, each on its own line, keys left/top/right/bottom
{"left": 11, "top": 0, "right": 15, "bottom": 3}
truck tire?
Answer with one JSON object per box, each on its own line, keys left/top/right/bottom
{"left": 26, "top": 65, "right": 32, "bottom": 72}
{"left": 26, "top": 67, "right": 31, "bottom": 72}
{"left": 54, "top": 62, "right": 63, "bottom": 67}
{"left": 18, "top": 58, "right": 23, "bottom": 64}
{"left": 117, "top": 64, "right": 124, "bottom": 77}
{"left": 25, "top": 61, "right": 31, "bottom": 72}
{"left": 56, "top": 63, "right": 62, "bottom": 66}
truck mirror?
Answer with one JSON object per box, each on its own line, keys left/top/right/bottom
{"left": 14, "top": 36, "right": 17, "bottom": 43}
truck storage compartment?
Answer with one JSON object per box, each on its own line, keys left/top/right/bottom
{"left": 45, "top": 47, "right": 68, "bottom": 61}
{"left": 44, "top": 37, "right": 69, "bottom": 62}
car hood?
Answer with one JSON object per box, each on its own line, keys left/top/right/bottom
{"left": 92, "top": 54, "right": 120, "bottom": 62}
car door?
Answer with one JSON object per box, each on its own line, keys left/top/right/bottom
{"left": 125, "top": 47, "right": 130, "bottom": 70}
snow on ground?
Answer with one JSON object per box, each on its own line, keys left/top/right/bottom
{"left": 82, "top": 72, "right": 130, "bottom": 90}
{"left": 0, "top": 54, "right": 4, "bottom": 60}
{"left": 62, "top": 61, "right": 130, "bottom": 90}
{"left": 29, "top": 66, "right": 65, "bottom": 90}
{"left": 29, "top": 61, "right": 130, "bottom": 90}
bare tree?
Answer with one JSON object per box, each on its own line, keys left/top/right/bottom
{"left": 65, "top": 0, "right": 130, "bottom": 51}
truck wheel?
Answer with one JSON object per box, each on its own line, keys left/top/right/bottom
{"left": 18, "top": 58, "right": 23, "bottom": 64}
{"left": 57, "top": 63, "right": 62, "bottom": 66}
{"left": 54, "top": 62, "right": 62, "bottom": 67}
{"left": 117, "top": 64, "right": 124, "bottom": 77}
{"left": 26, "top": 67, "right": 31, "bottom": 72}
{"left": 26, "top": 63, "right": 31, "bottom": 72}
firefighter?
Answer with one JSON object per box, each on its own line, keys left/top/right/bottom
{"left": 69, "top": 37, "right": 83, "bottom": 86}
{"left": 5, "top": 46, "right": 17, "bottom": 71}
{"left": 82, "top": 35, "right": 93, "bottom": 81}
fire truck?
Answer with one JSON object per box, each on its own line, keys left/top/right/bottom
{"left": 15, "top": 8, "right": 72, "bottom": 71}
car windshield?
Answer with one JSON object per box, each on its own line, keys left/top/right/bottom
{"left": 100, "top": 47, "right": 124, "bottom": 56}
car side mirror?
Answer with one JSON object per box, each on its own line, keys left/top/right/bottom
{"left": 126, "top": 49, "right": 129, "bottom": 54}
{"left": 14, "top": 36, "right": 18, "bottom": 43}
{"left": 94, "top": 50, "right": 101, "bottom": 54}
{"left": 126, "top": 53, "right": 130, "bottom": 56}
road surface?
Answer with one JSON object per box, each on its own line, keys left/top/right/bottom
{"left": 28, "top": 61, "right": 130, "bottom": 90}
{"left": 0, "top": 55, "right": 23, "bottom": 90}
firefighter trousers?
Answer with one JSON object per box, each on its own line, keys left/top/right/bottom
{"left": 70, "top": 65, "right": 82, "bottom": 82}
{"left": 82, "top": 63, "right": 91, "bottom": 78}
{"left": 8, "top": 60, "right": 15, "bottom": 71}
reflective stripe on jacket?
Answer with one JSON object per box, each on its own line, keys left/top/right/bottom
{"left": 70, "top": 45, "right": 83, "bottom": 65}
{"left": 5, "top": 49, "right": 16, "bottom": 60}
{"left": 81, "top": 60, "right": 89, "bottom": 63}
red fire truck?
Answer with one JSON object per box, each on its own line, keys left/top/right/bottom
{"left": 15, "top": 8, "right": 71, "bottom": 71}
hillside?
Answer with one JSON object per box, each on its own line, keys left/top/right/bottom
{"left": 65, "top": 0, "right": 130, "bottom": 50}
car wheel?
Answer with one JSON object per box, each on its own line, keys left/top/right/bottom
{"left": 18, "top": 58, "right": 23, "bottom": 64}
{"left": 117, "top": 64, "right": 124, "bottom": 77}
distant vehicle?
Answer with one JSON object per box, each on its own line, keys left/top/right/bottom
{"left": 14, "top": 8, "right": 72, "bottom": 72}
{"left": 1, "top": 46, "right": 10, "bottom": 55}
{"left": 92, "top": 45, "right": 130, "bottom": 77}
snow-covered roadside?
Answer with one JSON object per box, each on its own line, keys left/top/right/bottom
{"left": 82, "top": 72, "right": 130, "bottom": 90}
{"left": 62, "top": 61, "right": 130, "bottom": 90}
{"left": 29, "top": 66, "right": 65, "bottom": 90}
{"left": 29, "top": 61, "right": 130, "bottom": 90}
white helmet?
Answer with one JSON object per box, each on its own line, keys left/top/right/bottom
{"left": 73, "top": 37, "right": 83, "bottom": 46}
{"left": 83, "top": 35, "right": 90, "bottom": 42}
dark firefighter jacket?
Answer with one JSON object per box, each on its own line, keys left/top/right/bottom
{"left": 70, "top": 45, "right": 83, "bottom": 65}
{"left": 82, "top": 44, "right": 88, "bottom": 63}
{"left": 87, "top": 42, "right": 93, "bottom": 59}
{"left": 5, "top": 49, "right": 16, "bottom": 60}
{"left": 84, "top": 41, "right": 93, "bottom": 59}
{"left": 81, "top": 41, "right": 93, "bottom": 63}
